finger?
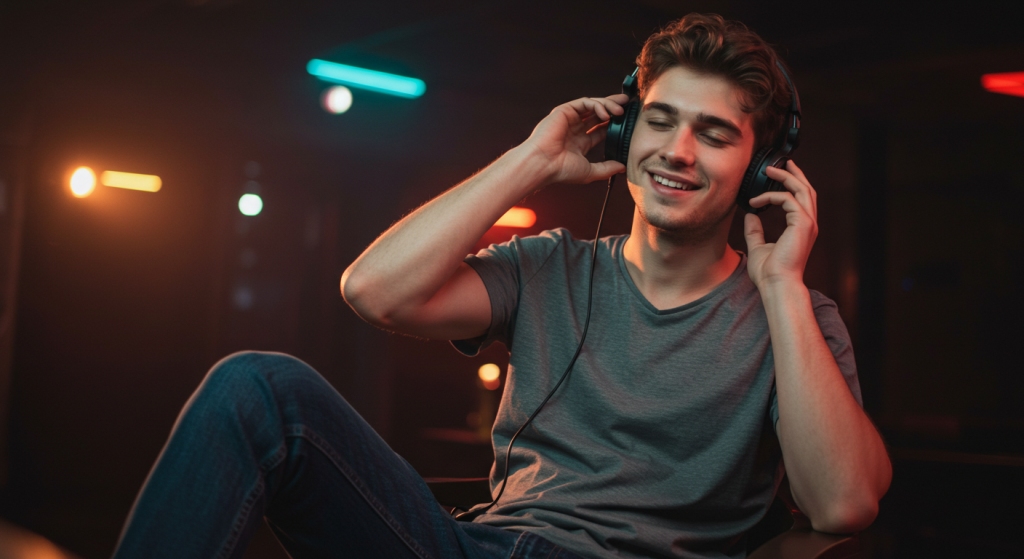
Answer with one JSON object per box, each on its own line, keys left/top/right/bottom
{"left": 605, "top": 93, "right": 630, "bottom": 105}
{"left": 585, "top": 96, "right": 627, "bottom": 117}
{"left": 765, "top": 165, "right": 814, "bottom": 220}
{"left": 744, "top": 212, "right": 766, "bottom": 251}
{"left": 565, "top": 97, "right": 623, "bottom": 122}
{"left": 563, "top": 98, "right": 610, "bottom": 122}
{"left": 785, "top": 160, "right": 817, "bottom": 219}
{"left": 584, "top": 160, "right": 626, "bottom": 182}
{"left": 786, "top": 160, "right": 810, "bottom": 184}
{"left": 747, "top": 190, "right": 810, "bottom": 223}
{"left": 598, "top": 95, "right": 628, "bottom": 114}
{"left": 765, "top": 164, "right": 808, "bottom": 190}
{"left": 748, "top": 191, "right": 817, "bottom": 238}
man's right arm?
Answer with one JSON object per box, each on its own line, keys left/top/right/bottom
{"left": 341, "top": 95, "right": 627, "bottom": 340}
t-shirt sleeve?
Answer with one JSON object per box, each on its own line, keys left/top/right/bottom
{"left": 451, "top": 229, "right": 568, "bottom": 356}
{"left": 769, "top": 291, "right": 863, "bottom": 430}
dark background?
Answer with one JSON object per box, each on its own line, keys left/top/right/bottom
{"left": 0, "top": 0, "right": 1022, "bottom": 557}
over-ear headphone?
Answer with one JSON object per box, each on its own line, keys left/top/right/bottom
{"left": 604, "top": 61, "right": 802, "bottom": 213}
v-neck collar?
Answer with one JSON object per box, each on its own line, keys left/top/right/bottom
{"left": 614, "top": 237, "right": 747, "bottom": 315}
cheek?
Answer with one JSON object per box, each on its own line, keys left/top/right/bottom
{"left": 707, "top": 151, "right": 751, "bottom": 188}
{"left": 626, "top": 127, "right": 656, "bottom": 167}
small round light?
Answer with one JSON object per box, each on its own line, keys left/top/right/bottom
{"left": 478, "top": 364, "right": 500, "bottom": 383}
{"left": 70, "top": 167, "right": 96, "bottom": 197}
{"left": 321, "top": 86, "right": 353, "bottom": 114}
{"left": 233, "top": 285, "right": 254, "bottom": 310}
{"left": 478, "top": 364, "right": 502, "bottom": 390}
{"left": 238, "top": 193, "right": 263, "bottom": 216}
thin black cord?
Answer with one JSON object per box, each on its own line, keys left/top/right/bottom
{"left": 457, "top": 175, "right": 615, "bottom": 520}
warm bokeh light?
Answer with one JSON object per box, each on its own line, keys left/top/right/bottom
{"left": 100, "top": 170, "right": 162, "bottom": 192}
{"left": 70, "top": 167, "right": 96, "bottom": 197}
{"left": 478, "top": 363, "right": 500, "bottom": 382}
{"left": 238, "top": 193, "right": 263, "bottom": 216}
{"left": 494, "top": 207, "right": 536, "bottom": 228}
{"left": 981, "top": 72, "right": 1024, "bottom": 98}
{"left": 478, "top": 363, "right": 501, "bottom": 390}
{"left": 321, "top": 85, "right": 353, "bottom": 114}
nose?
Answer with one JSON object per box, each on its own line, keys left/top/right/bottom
{"left": 662, "top": 127, "right": 696, "bottom": 167}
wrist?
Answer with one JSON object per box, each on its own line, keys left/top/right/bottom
{"left": 758, "top": 278, "right": 810, "bottom": 309}
{"left": 508, "top": 141, "right": 560, "bottom": 187}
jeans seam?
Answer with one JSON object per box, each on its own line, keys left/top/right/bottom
{"left": 216, "top": 475, "right": 265, "bottom": 559}
{"left": 284, "top": 424, "right": 434, "bottom": 559}
{"left": 215, "top": 442, "right": 287, "bottom": 559}
{"left": 508, "top": 531, "right": 529, "bottom": 559}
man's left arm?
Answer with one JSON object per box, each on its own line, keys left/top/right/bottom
{"left": 744, "top": 161, "right": 892, "bottom": 534}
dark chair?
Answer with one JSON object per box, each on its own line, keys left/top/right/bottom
{"left": 424, "top": 476, "right": 862, "bottom": 559}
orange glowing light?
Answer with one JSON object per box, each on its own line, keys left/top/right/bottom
{"left": 494, "top": 207, "right": 536, "bottom": 228}
{"left": 981, "top": 72, "right": 1024, "bottom": 98}
{"left": 100, "top": 170, "right": 162, "bottom": 192}
{"left": 478, "top": 363, "right": 501, "bottom": 390}
{"left": 70, "top": 167, "right": 97, "bottom": 197}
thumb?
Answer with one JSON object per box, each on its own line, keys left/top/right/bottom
{"left": 586, "top": 160, "right": 626, "bottom": 182}
{"left": 744, "top": 212, "right": 765, "bottom": 251}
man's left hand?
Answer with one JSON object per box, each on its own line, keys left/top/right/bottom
{"left": 742, "top": 160, "right": 818, "bottom": 291}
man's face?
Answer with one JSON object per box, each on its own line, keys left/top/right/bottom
{"left": 626, "top": 65, "right": 756, "bottom": 241}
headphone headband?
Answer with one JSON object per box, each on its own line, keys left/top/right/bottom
{"left": 774, "top": 60, "right": 801, "bottom": 154}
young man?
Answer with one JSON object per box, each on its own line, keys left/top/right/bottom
{"left": 114, "top": 13, "right": 890, "bottom": 559}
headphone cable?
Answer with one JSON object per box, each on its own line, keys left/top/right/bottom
{"left": 457, "top": 174, "right": 615, "bottom": 520}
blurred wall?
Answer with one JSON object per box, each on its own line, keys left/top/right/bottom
{"left": 0, "top": 1, "right": 1021, "bottom": 557}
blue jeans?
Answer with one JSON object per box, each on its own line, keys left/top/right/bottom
{"left": 112, "top": 351, "right": 583, "bottom": 559}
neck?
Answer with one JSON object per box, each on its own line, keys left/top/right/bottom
{"left": 622, "top": 209, "right": 741, "bottom": 310}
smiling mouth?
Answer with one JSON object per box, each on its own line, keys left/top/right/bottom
{"left": 650, "top": 172, "right": 700, "bottom": 191}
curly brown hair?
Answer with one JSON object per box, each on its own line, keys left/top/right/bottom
{"left": 637, "top": 13, "right": 793, "bottom": 151}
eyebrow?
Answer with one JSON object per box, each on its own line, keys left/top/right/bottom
{"left": 642, "top": 101, "right": 744, "bottom": 137}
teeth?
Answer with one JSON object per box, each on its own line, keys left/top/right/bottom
{"left": 652, "top": 173, "right": 692, "bottom": 190}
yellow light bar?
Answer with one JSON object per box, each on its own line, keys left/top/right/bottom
{"left": 100, "top": 170, "right": 162, "bottom": 192}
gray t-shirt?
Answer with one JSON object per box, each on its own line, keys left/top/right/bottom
{"left": 454, "top": 228, "right": 861, "bottom": 559}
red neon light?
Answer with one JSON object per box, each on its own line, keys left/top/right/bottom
{"left": 494, "top": 207, "right": 536, "bottom": 228}
{"left": 981, "top": 72, "right": 1024, "bottom": 98}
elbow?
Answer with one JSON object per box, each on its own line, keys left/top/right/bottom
{"left": 340, "top": 266, "right": 391, "bottom": 327}
{"left": 811, "top": 497, "right": 879, "bottom": 534}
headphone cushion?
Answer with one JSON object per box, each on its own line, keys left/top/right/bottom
{"left": 617, "top": 101, "right": 640, "bottom": 164}
{"left": 738, "top": 145, "right": 772, "bottom": 211}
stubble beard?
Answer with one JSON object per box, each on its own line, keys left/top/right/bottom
{"left": 629, "top": 164, "right": 737, "bottom": 245}
{"left": 638, "top": 198, "right": 734, "bottom": 245}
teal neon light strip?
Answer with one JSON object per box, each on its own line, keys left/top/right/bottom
{"left": 307, "top": 59, "right": 426, "bottom": 98}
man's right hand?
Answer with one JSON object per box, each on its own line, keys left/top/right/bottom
{"left": 524, "top": 93, "right": 629, "bottom": 185}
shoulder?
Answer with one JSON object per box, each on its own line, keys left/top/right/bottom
{"left": 808, "top": 289, "right": 839, "bottom": 312}
{"left": 521, "top": 227, "right": 574, "bottom": 250}
{"left": 808, "top": 290, "right": 845, "bottom": 326}
{"left": 807, "top": 289, "right": 852, "bottom": 341}
{"left": 505, "top": 228, "right": 597, "bottom": 263}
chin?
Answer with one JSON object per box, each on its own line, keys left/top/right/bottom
{"left": 639, "top": 202, "right": 735, "bottom": 244}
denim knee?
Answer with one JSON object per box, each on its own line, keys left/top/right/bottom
{"left": 187, "top": 351, "right": 320, "bottom": 427}
{"left": 208, "top": 350, "right": 318, "bottom": 390}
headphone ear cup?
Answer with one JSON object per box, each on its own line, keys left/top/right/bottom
{"left": 737, "top": 145, "right": 773, "bottom": 213}
{"left": 605, "top": 99, "right": 641, "bottom": 165}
